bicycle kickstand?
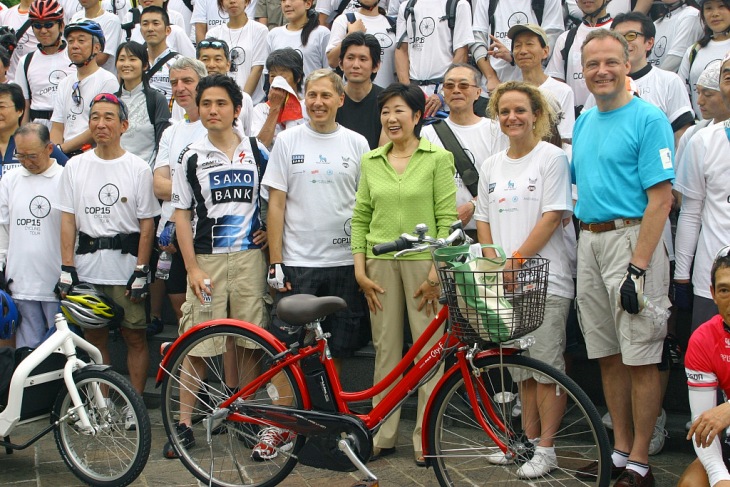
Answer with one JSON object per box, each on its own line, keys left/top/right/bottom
{"left": 337, "top": 437, "right": 379, "bottom": 487}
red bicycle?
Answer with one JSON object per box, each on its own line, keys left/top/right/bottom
{"left": 158, "top": 224, "right": 611, "bottom": 487}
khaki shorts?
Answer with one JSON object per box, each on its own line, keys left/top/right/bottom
{"left": 97, "top": 285, "right": 147, "bottom": 330}
{"left": 179, "top": 250, "right": 271, "bottom": 356}
{"left": 512, "top": 294, "right": 571, "bottom": 384}
{"left": 576, "top": 225, "right": 670, "bottom": 366}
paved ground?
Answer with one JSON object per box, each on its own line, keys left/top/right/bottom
{"left": 0, "top": 411, "right": 695, "bottom": 486}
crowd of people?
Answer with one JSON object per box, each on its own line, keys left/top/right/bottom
{"left": 0, "top": 0, "right": 729, "bottom": 485}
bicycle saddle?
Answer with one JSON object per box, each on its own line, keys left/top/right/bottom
{"left": 277, "top": 294, "right": 347, "bottom": 326}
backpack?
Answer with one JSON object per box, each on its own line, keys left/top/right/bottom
{"left": 400, "top": 0, "right": 472, "bottom": 47}
{"left": 488, "top": 0, "right": 546, "bottom": 35}
{"left": 121, "top": 7, "right": 141, "bottom": 42}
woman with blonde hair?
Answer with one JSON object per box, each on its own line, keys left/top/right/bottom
{"left": 474, "top": 81, "right": 575, "bottom": 479}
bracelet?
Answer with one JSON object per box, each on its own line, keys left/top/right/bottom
{"left": 512, "top": 251, "right": 526, "bottom": 265}
{"left": 469, "top": 199, "right": 477, "bottom": 210}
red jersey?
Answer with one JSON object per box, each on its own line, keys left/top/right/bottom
{"left": 685, "top": 314, "right": 730, "bottom": 397}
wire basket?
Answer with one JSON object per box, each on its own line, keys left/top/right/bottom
{"left": 436, "top": 257, "right": 549, "bottom": 344}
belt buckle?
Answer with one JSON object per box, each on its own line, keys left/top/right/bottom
{"left": 614, "top": 219, "right": 625, "bottom": 230}
{"left": 97, "top": 238, "right": 112, "bottom": 250}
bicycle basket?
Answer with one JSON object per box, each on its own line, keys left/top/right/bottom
{"left": 435, "top": 245, "right": 549, "bottom": 344}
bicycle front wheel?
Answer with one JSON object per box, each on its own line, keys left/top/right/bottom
{"left": 53, "top": 368, "right": 151, "bottom": 487}
{"left": 160, "top": 324, "right": 305, "bottom": 487}
{"left": 426, "top": 354, "right": 611, "bottom": 486}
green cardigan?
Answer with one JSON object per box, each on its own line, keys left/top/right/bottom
{"left": 351, "top": 137, "right": 458, "bottom": 260}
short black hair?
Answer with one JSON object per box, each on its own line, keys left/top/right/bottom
{"left": 196, "top": 37, "right": 230, "bottom": 61}
{"left": 339, "top": 32, "right": 381, "bottom": 81}
{"left": 266, "top": 48, "right": 305, "bottom": 93}
{"left": 141, "top": 6, "right": 170, "bottom": 26}
{"left": 115, "top": 41, "right": 149, "bottom": 68}
{"left": 0, "top": 45, "right": 10, "bottom": 68}
{"left": 612, "top": 12, "right": 656, "bottom": 40}
{"left": 14, "top": 122, "right": 51, "bottom": 146}
{"left": 195, "top": 74, "right": 243, "bottom": 126}
{"left": 0, "top": 83, "right": 25, "bottom": 126}
{"left": 377, "top": 83, "right": 425, "bottom": 137}
{"left": 712, "top": 247, "right": 730, "bottom": 288}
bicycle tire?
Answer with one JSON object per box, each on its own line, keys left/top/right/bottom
{"left": 53, "top": 368, "right": 151, "bottom": 487}
{"left": 426, "top": 354, "right": 611, "bottom": 486}
{"left": 159, "top": 324, "right": 305, "bottom": 487}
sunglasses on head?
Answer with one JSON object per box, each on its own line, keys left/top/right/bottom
{"left": 90, "top": 93, "right": 129, "bottom": 119}
{"left": 199, "top": 40, "right": 227, "bottom": 50}
{"left": 72, "top": 81, "right": 81, "bottom": 106}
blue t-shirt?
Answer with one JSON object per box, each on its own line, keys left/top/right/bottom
{"left": 571, "top": 96, "right": 675, "bottom": 223}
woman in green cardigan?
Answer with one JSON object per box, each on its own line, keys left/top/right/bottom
{"left": 351, "top": 83, "right": 457, "bottom": 466}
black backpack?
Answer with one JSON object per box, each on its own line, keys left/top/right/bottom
{"left": 400, "top": 0, "right": 473, "bottom": 46}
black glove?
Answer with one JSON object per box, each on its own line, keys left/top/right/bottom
{"left": 673, "top": 281, "right": 693, "bottom": 311}
{"left": 55, "top": 265, "right": 79, "bottom": 298}
{"left": 0, "top": 268, "right": 5, "bottom": 291}
{"left": 619, "top": 263, "right": 645, "bottom": 314}
{"left": 126, "top": 269, "right": 149, "bottom": 300}
{"left": 267, "top": 263, "right": 289, "bottom": 290}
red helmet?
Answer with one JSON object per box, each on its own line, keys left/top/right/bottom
{"left": 29, "top": 0, "right": 65, "bottom": 22}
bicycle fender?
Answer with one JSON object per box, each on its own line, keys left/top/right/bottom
{"left": 75, "top": 364, "right": 112, "bottom": 374}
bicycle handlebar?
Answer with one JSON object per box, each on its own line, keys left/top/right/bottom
{"left": 370, "top": 222, "right": 471, "bottom": 258}
{"left": 372, "top": 237, "right": 411, "bottom": 256}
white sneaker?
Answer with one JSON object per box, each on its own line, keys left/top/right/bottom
{"left": 602, "top": 411, "right": 613, "bottom": 430}
{"left": 649, "top": 409, "right": 667, "bottom": 456}
{"left": 486, "top": 448, "right": 514, "bottom": 465}
{"left": 511, "top": 394, "right": 522, "bottom": 418}
{"left": 517, "top": 449, "right": 558, "bottom": 479}
{"left": 122, "top": 405, "right": 136, "bottom": 431}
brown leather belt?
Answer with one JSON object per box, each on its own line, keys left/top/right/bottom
{"left": 579, "top": 218, "right": 642, "bottom": 233}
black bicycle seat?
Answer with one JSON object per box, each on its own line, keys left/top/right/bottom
{"left": 276, "top": 295, "right": 347, "bottom": 326}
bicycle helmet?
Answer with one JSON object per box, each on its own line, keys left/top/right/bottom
{"left": 29, "top": 0, "right": 65, "bottom": 21}
{"left": 64, "top": 19, "right": 106, "bottom": 51}
{"left": 0, "top": 291, "right": 19, "bottom": 340}
{"left": 61, "top": 283, "right": 124, "bottom": 330}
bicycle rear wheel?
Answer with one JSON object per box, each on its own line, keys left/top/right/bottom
{"left": 426, "top": 354, "right": 611, "bottom": 486}
{"left": 159, "top": 324, "right": 305, "bottom": 487}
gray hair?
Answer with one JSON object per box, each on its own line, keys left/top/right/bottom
{"left": 444, "top": 63, "right": 482, "bottom": 85}
{"left": 169, "top": 57, "right": 207, "bottom": 79}
{"left": 581, "top": 28, "right": 630, "bottom": 65}
{"left": 14, "top": 123, "right": 51, "bottom": 146}
{"left": 304, "top": 68, "right": 345, "bottom": 96}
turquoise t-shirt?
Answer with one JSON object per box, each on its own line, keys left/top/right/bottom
{"left": 572, "top": 97, "right": 675, "bottom": 223}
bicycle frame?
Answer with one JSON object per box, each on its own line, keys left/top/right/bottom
{"left": 0, "top": 314, "right": 104, "bottom": 438}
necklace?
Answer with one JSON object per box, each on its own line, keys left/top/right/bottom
{"left": 389, "top": 152, "right": 413, "bottom": 158}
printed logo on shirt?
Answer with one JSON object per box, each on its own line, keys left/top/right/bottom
{"left": 85, "top": 183, "right": 118, "bottom": 218}
{"left": 231, "top": 47, "right": 245, "bottom": 67}
{"left": 212, "top": 214, "right": 244, "bottom": 248}
{"left": 506, "top": 180, "right": 516, "bottom": 190}
{"left": 488, "top": 183, "right": 496, "bottom": 194}
{"left": 292, "top": 154, "right": 305, "bottom": 164}
{"left": 419, "top": 18, "right": 435, "bottom": 37}
{"left": 374, "top": 32, "right": 393, "bottom": 51}
{"left": 209, "top": 169, "right": 255, "bottom": 204}
{"left": 201, "top": 159, "right": 225, "bottom": 170}
{"left": 527, "top": 177, "right": 537, "bottom": 192}
{"left": 508, "top": 12, "right": 529, "bottom": 28}
{"left": 17, "top": 195, "right": 52, "bottom": 235}
{"left": 725, "top": 337, "right": 730, "bottom": 348}
{"left": 333, "top": 218, "right": 351, "bottom": 246}
{"left": 317, "top": 154, "right": 328, "bottom": 164}
{"left": 653, "top": 37, "right": 667, "bottom": 58}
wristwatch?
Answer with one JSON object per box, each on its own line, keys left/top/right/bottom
{"left": 135, "top": 265, "right": 150, "bottom": 274}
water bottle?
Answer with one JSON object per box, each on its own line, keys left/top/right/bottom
{"left": 198, "top": 279, "right": 213, "bottom": 323}
{"left": 642, "top": 297, "right": 671, "bottom": 326}
{"left": 155, "top": 251, "right": 172, "bottom": 280}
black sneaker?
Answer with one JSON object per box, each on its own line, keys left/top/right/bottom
{"left": 163, "top": 422, "right": 195, "bottom": 459}
{"left": 146, "top": 317, "right": 164, "bottom": 337}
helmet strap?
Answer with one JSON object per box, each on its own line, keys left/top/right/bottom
{"left": 69, "top": 51, "right": 97, "bottom": 68}
{"left": 39, "top": 33, "right": 63, "bottom": 52}
{"left": 582, "top": 0, "right": 610, "bottom": 25}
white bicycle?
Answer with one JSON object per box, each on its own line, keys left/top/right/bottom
{"left": 0, "top": 312, "right": 151, "bottom": 486}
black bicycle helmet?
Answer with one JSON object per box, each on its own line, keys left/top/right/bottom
{"left": 61, "top": 283, "right": 124, "bottom": 330}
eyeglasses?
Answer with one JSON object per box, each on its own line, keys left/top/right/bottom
{"left": 13, "top": 151, "right": 42, "bottom": 162}
{"left": 72, "top": 81, "right": 81, "bottom": 106}
{"left": 89, "top": 92, "right": 129, "bottom": 120}
{"left": 32, "top": 21, "right": 57, "bottom": 30}
{"left": 443, "top": 81, "right": 478, "bottom": 91}
{"left": 622, "top": 31, "right": 645, "bottom": 42}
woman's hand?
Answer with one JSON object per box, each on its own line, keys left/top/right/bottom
{"left": 414, "top": 280, "right": 440, "bottom": 316}
{"left": 457, "top": 201, "right": 475, "bottom": 228}
{"left": 356, "top": 274, "right": 384, "bottom": 314}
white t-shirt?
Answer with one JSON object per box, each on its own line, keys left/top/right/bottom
{"left": 266, "top": 25, "right": 331, "bottom": 79}
{"left": 51, "top": 68, "right": 119, "bottom": 141}
{"left": 172, "top": 135, "right": 268, "bottom": 253}
{"left": 70, "top": 11, "right": 122, "bottom": 73}
{"left": 62, "top": 0, "right": 129, "bottom": 24}
{"left": 396, "top": 0, "right": 473, "bottom": 83}
{"left": 648, "top": 5, "right": 704, "bottom": 70}
{"left": 154, "top": 118, "right": 207, "bottom": 235}
{"left": 192, "top": 0, "right": 256, "bottom": 29}
{"left": 261, "top": 123, "right": 369, "bottom": 267}
{"left": 132, "top": 25, "right": 195, "bottom": 58}
{"left": 676, "top": 118, "right": 714, "bottom": 174}
{"left": 16, "top": 47, "right": 75, "bottom": 113}
{"left": 327, "top": 12, "right": 397, "bottom": 89}
{"left": 474, "top": 141, "right": 575, "bottom": 299}
{"left": 0, "top": 162, "right": 63, "bottom": 301}
{"left": 167, "top": 0, "right": 194, "bottom": 39}
{"left": 674, "top": 122, "right": 730, "bottom": 299}
{"left": 316, "top": 0, "right": 387, "bottom": 17}
{"left": 566, "top": 0, "right": 630, "bottom": 19}
{"left": 250, "top": 99, "right": 308, "bottom": 144}
{"left": 3, "top": 6, "right": 39, "bottom": 82}
{"left": 473, "top": 0, "right": 563, "bottom": 83}
{"left": 208, "top": 21, "right": 269, "bottom": 104}
{"left": 540, "top": 76, "right": 576, "bottom": 140}
{"left": 56, "top": 150, "right": 161, "bottom": 284}
{"left": 678, "top": 38, "right": 730, "bottom": 119}
{"left": 546, "top": 22, "right": 611, "bottom": 108}
{"left": 421, "top": 117, "right": 507, "bottom": 230}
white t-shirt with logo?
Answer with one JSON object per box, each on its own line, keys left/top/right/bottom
{"left": 316, "top": 0, "right": 387, "bottom": 17}
{"left": 51, "top": 68, "right": 119, "bottom": 142}
{"left": 396, "top": 0, "right": 473, "bottom": 83}
{"left": 70, "top": 11, "right": 122, "bottom": 73}
{"left": 154, "top": 118, "right": 207, "bottom": 235}
{"left": 0, "top": 162, "right": 63, "bottom": 301}
{"left": 207, "top": 21, "right": 269, "bottom": 104}
{"left": 327, "top": 13, "right": 397, "bottom": 89}
{"left": 540, "top": 76, "right": 576, "bottom": 140}
{"left": 678, "top": 38, "right": 730, "bottom": 119}
{"left": 3, "top": 6, "right": 39, "bottom": 82}
{"left": 56, "top": 150, "right": 161, "bottom": 285}
{"left": 421, "top": 117, "right": 507, "bottom": 231}
{"left": 474, "top": 141, "right": 574, "bottom": 299}
{"left": 192, "top": 0, "right": 256, "bottom": 30}
{"left": 648, "top": 6, "right": 703, "bottom": 70}
{"left": 266, "top": 25, "right": 331, "bottom": 79}
{"left": 16, "top": 47, "right": 75, "bottom": 113}
{"left": 261, "top": 123, "right": 369, "bottom": 267}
